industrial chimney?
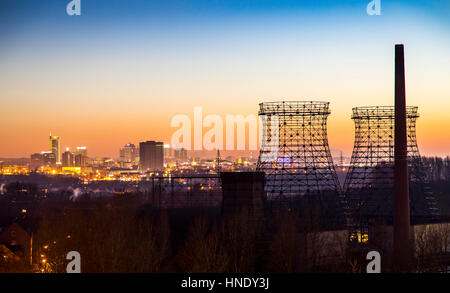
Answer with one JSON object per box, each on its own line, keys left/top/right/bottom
{"left": 393, "top": 44, "right": 411, "bottom": 271}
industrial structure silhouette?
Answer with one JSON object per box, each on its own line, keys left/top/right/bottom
{"left": 343, "top": 106, "right": 440, "bottom": 242}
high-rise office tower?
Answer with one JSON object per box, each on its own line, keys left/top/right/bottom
{"left": 119, "top": 143, "right": 137, "bottom": 168}
{"left": 75, "top": 146, "right": 87, "bottom": 157}
{"left": 74, "top": 153, "right": 86, "bottom": 167}
{"left": 62, "top": 148, "right": 74, "bottom": 167}
{"left": 49, "top": 133, "right": 61, "bottom": 164}
{"left": 139, "top": 141, "right": 164, "bottom": 171}
{"left": 74, "top": 146, "right": 88, "bottom": 167}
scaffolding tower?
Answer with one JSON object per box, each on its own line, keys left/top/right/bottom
{"left": 344, "top": 106, "right": 440, "bottom": 242}
{"left": 256, "top": 101, "right": 342, "bottom": 200}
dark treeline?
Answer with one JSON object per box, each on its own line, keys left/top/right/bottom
{"left": 3, "top": 194, "right": 353, "bottom": 273}
{"left": 1, "top": 156, "right": 449, "bottom": 274}
{"left": 422, "top": 156, "right": 450, "bottom": 182}
{"left": 30, "top": 196, "right": 339, "bottom": 273}
{"left": 422, "top": 156, "right": 450, "bottom": 217}
{"left": 1, "top": 194, "right": 448, "bottom": 273}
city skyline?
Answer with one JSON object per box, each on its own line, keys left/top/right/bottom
{"left": 1, "top": 0, "right": 450, "bottom": 158}
{"left": 0, "top": 1, "right": 449, "bottom": 275}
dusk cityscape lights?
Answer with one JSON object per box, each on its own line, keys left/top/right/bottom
{"left": 0, "top": 0, "right": 449, "bottom": 280}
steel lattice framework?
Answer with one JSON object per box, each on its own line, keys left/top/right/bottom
{"left": 344, "top": 106, "right": 439, "bottom": 242}
{"left": 256, "top": 101, "right": 342, "bottom": 200}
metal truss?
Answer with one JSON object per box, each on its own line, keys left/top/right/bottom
{"left": 343, "top": 106, "right": 440, "bottom": 242}
{"left": 256, "top": 101, "right": 342, "bottom": 200}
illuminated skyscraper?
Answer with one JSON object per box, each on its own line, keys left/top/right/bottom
{"left": 49, "top": 133, "right": 61, "bottom": 164}
{"left": 62, "top": 148, "right": 74, "bottom": 167}
{"left": 74, "top": 146, "right": 88, "bottom": 167}
{"left": 119, "top": 143, "right": 137, "bottom": 168}
{"left": 75, "top": 146, "right": 87, "bottom": 157}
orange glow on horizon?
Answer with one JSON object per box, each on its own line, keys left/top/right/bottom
{"left": 0, "top": 105, "right": 448, "bottom": 158}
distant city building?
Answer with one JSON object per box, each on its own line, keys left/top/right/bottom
{"left": 74, "top": 147, "right": 87, "bottom": 167}
{"left": 62, "top": 148, "right": 74, "bottom": 167}
{"left": 139, "top": 141, "right": 164, "bottom": 171}
{"left": 41, "top": 151, "right": 56, "bottom": 166}
{"left": 163, "top": 144, "right": 172, "bottom": 160}
{"left": 93, "top": 157, "right": 116, "bottom": 168}
{"left": 30, "top": 153, "right": 44, "bottom": 169}
{"left": 119, "top": 143, "right": 137, "bottom": 168}
{"left": 74, "top": 154, "right": 86, "bottom": 167}
{"left": 75, "top": 146, "right": 87, "bottom": 157}
{"left": 174, "top": 148, "right": 187, "bottom": 161}
{"left": 49, "top": 133, "right": 61, "bottom": 164}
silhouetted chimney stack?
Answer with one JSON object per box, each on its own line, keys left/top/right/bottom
{"left": 393, "top": 44, "right": 411, "bottom": 271}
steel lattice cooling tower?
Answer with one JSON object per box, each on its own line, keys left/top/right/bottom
{"left": 344, "top": 106, "right": 440, "bottom": 241}
{"left": 256, "top": 101, "right": 342, "bottom": 200}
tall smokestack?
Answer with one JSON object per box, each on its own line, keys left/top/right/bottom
{"left": 393, "top": 44, "right": 411, "bottom": 271}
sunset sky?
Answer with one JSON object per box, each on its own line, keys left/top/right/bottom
{"left": 0, "top": 0, "right": 449, "bottom": 158}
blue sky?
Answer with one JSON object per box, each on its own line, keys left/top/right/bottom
{"left": 0, "top": 0, "right": 449, "bottom": 157}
